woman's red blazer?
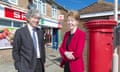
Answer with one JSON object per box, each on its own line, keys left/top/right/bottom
{"left": 59, "top": 28, "right": 86, "bottom": 72}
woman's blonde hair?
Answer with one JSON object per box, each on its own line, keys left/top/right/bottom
{"left": 67, "top": 11, "right": 80, "bottom": 22}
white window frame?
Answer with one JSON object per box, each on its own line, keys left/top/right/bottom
{"left": 33, "top": 0, "right": 46, "bottom": 15}
{"left": 8, "top": 0, "right": 18, "bottom": 5}
{"left": 33, "top": 0, "right": 38, "bottom": 9}
{"left": 41, "top": 0, "right": 46, "bottom": 15}
{"left": 52, "top": 4, "right": 57, "bottom": 19}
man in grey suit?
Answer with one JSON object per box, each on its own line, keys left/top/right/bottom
{"left": 12, "top": 9, "right": 45, "bottom": 72}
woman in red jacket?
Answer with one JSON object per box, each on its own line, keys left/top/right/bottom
{"left": 59, "top": 11, "right": 86, "bottom": 72}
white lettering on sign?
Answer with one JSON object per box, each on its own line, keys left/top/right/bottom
{"left": 21, "top": 13, "right": 26, "bottom": 19}
{"left": 14, "top": 11, "right": 20, "bottom": 19}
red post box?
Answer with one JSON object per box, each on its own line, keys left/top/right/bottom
{"left": 85, "top": 19, "right": 116, "bottom": 72}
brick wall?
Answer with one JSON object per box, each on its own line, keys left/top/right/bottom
{"left": 18, "top": 0, "right": 28, "bottom": 9}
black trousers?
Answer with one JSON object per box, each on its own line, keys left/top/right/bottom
{"left": 34, "top": 58, "right": 45, "bottom": 72}
{"left": 64, "top": 62, "right": 70, "bottom": 72}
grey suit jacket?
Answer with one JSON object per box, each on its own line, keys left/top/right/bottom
{"left": 12, "top": 25, "right": 45, "bottom": 72}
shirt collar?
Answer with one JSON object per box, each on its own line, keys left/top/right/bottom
{"left": 27, "top": 24, "right": 37, "bottom": 31}
{"left": 27, "top": 24, "right": 36, "bottom": 34}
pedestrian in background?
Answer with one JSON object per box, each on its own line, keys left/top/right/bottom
{"left": 12, "top": 9, "right": 45, "bottom": 72}
{"left": 59, "top": 11, "right": 86, "bottom": 72}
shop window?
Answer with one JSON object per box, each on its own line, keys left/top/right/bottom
{"left": 3, "top": 0, "right": 18, "bottom": 5}
{"left": 9, "top": 0, "right": 18, "bottom": 5}
{"left": 13, "top": 21, "right": 23, "bottom": 27}
{"left": 0, "top": 19, "right": 23, "bottom": 27}
{"left": 0, "top": 19, "right": 11, "bottom": 26}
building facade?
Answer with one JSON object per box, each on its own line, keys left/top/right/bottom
{"left": 28, "top": 0, "right": 68, "bottom": 49}
{"left": 0, "top": 0, "right": 68, "bottom": 49}
{"left": 79, "top": 0, "right": 120, "bottom": 24}
{"left": 0, "top": 0, "right": 28, "bottom": 49}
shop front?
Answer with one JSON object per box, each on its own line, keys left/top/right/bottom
{"left": 0, "top": 5, "right": 26, "bottom": 49}
{"left": 40, "top": 17, "right": 62, "bottom": 49}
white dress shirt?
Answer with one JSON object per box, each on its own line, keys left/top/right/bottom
{"left": 27, "top": 24, "right": 40, "bottom": 58}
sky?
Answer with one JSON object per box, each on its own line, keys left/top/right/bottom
{"left": 55, "top": 0, "right": 120, "bottom": 10}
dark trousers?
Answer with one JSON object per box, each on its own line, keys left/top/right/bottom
{"left": 64, "top": 62, "right": 70, "bottom": 72}
{"left": 34, "top": 58, "right": 45, "bottom": 72}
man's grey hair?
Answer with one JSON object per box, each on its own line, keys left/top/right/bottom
{"left": 26, "top": 9, "right": 41, "bottom": 20}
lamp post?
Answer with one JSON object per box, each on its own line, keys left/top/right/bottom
{"left": 113, "top": 0, "right": 118, "bottom": 72}
{"left": 114, "top": 0, "right": 118, "bottom": 21}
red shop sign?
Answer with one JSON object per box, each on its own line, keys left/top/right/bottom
{"left": 5, "top": 7, "right": 26, "bottom": 21}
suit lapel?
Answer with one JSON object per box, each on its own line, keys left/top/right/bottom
{"left": 36, "top": 28, "right": 41, "bottom": 44}
{"left": 36, "top": 28, "right": 42, "bottom": 53}
{"left": 24, "top": 26, "right": 34, "bottom": 48}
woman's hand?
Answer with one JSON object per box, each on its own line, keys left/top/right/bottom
{"left": 64, "top": 51, "right": 75, "bottom": 60}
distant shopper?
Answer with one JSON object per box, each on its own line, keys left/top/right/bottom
{"left": 59, "top": 11, "right": 86, "bottom": 72}
{"left": 12, "top": 9, "right": 45, "bottom": 72}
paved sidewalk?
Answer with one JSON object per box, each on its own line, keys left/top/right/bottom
{"left": 0, "top": 47, "right": 63, "bottom": 72}
{"left": 45, "top": 47, "right": 63, "bottom": 72}
{"left": 0, "top": 46, "right": 87, "bottom": 72}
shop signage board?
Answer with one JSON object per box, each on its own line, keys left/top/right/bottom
{"left": 58, "top": 15, "right": 64, "bottom": 20}
{"left": 5, "top": 7, "right": 26, "bottom": 21}
{"left": 0, "top": 5, "right": 26, "bottom": 21}
{"left": 40, "top": 18, "right": 62, "bottom": 28}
